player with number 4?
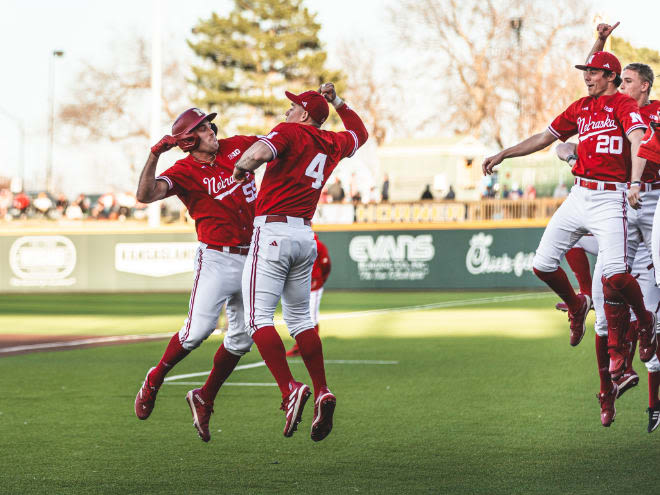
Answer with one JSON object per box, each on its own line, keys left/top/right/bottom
{"left": 232, "top": 82, "right": 368, "bottom": 441}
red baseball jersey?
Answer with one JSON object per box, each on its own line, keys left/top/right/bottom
{"left": 639, "top": 100, "right": 660, "bottom": 182}
{"left": 311, "top": 235, "right": 331, "bottom": 291}
{"left": 157, "top": 135, "right": 259, "bottom": 246}
{"left": 255, "top": 104, "right": 368, "bottom": 218}
{"left": 548, "top": 92, "right": 646, "bottom": 182}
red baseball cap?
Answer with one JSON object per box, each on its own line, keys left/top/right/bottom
{"left": 285, "top": 90, "right": 329, "bottom": 125}
{"left": 575, "top": 51, "right": 622, "bottom": 75}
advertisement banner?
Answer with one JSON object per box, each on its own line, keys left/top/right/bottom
{"left": 0, "top": 227, "right": 564, "bottom": 292}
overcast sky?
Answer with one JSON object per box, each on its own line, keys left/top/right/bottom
{"left": 0, "top": 0, "right": 657, "bottom": 194}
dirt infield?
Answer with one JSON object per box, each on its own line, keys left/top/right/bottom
{"left": 0, "top": 333, "right": 171, "bottom": 357}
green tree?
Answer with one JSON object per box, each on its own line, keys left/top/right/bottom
{"left": 611, "top": 37, "right": 660, "bottom": 99}
{"left": 188, "top": 0, "right": 343, "bottom": 134}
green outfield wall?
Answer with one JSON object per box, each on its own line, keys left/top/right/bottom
{"left": 0, "top": 226, "right": 561, "bottom": 292}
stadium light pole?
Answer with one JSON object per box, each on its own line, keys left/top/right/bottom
{"left": 47, "top": 49, "right": 65, "bottom": 193}
{"left": 0, "top": 106, "right": 26, "bottom": 190}
{"left": 147, "top": 0, "right": 163, "bottom": 227}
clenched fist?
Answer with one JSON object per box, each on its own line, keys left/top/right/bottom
{"left": 151, "top": 135, "right": 177, "bottom": 157}
{"left": 319, "top": 82, "right": 337, "bottom": 103}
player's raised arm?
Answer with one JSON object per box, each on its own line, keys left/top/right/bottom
{"left": 586, "top": 22, "right": 619, "bottom": 60}
{"left": 320, "top": 82, "right": 369, "bottom": 147}
{"left": 232, "top": 140, "right": 274, "bottom": 183}
{"left": 136, "top": 135, "right": 177, "bottom": 203}
{"left": 482, "top": 129, "right": 557, "bottom": 175}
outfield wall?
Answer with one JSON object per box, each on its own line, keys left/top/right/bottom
{"left": 0, "top": 224, "right": 555, "bottom": 292}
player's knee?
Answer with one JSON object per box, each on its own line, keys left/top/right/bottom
{"left": 288, "top": 320, "right": 315, "bottom": 338}
{"left": 179, "top": 324, "right": 216, "bottom": 350}
{"left": 223, "top": 333, "right": 253, "bottom": 356}
{"left": 532, "top": 253, "right": 558, "bottom": 273}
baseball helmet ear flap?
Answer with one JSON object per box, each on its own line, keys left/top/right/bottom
{"left": 175, "top": 133, "right": 201, "bottom": 152}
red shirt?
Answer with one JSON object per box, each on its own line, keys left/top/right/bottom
{"left": 548, "top": 92, "right": 646, "bottom": 182}
{"left": 157, "top": 135, "right": 259, "bottom": 246}
{"left": 311, "top": 235, "right": 331, "bottom": 290}
{"left": 639, "top": 100, "right": 660, "bottom": 182}
{"left": 255, "top": 104, "right": 368, "bottom": 218}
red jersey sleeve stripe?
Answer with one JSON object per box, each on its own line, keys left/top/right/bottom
{"left": 258, "top": 138, "right": 278, "bottom": 159}
{"left": 156, "top": 175, "right": 173, "bottom": 189}
{"left": 547, "top": 126, "right": 561, "bottom": 139}
{"left": 347, "top": 130, "right": 359, "bottom": 157}
{"left": 626, "top": 124, "right": 647, "bottom": 136}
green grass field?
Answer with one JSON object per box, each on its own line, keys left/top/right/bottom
{"left": 1, "top": 290, "right": 660, "bottom": 494}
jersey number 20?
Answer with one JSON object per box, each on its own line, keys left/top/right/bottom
{"left": 595, "top": 135, "right": 623, "bottom": 155}
{"left": 305, "top": 153, "right": 327, "bottom": 189}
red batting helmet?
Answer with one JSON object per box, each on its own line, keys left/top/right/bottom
{"left": 171, "top": 108, "right": 217, "bottom": 152}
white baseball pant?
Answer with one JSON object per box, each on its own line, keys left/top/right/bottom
{"left": 178, "top": 243, "right": 253, "bottom": 356}
{"left": 533, "top": 183, "right": 629, "bottom": 279}
{"left": 243, "top": 216, "right": 317, "bottom": 337}
{"left": 310, "top": 287, "right": 324, "bottom": 326}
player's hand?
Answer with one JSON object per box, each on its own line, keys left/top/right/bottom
{"left": 482, "top": 153, "right": 503, "bottom": 176}
{"left": 627, "top": 184, "right": 642, "bottom": 209}
{"left": 597, "top": 22, "right": 619, "bottom": 41}
{"left": 319, "top": 83, "right": 337, "bottom": 102}
{"left": 151, "top": 135, "right": 177, "bottom": 157}
{"left": 233, "top": 166, "right": 248, "bottom": 184}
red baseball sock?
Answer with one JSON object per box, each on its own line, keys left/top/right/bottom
{"left": 605, "top": 273, "right": 651, "bottom": 325}
{"left": 534, "top": 267, "right": 581, "bottom": 312}
{"left": 200, "top": 344, "right": 241, "bottom": 402}
{"left": 149, "top": 333, "right": 190, "bottom": 388}
{"left": 295, "top": 328, "right": 327, "bottom": 398}
{"left": 649, "top": 371, "right": 660, "bottom": 408}
{"left": 252, "top": 326, "right": 295, "bottom": 396}
{"left": 595, "top": 335, "right": 613, "bottom": 394}
{"left": 565, "top": 247, "right": 592, "bottom": 297}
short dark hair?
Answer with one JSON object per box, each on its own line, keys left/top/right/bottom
{"left": 603, "top": 70, "right": 622, "bottom": 87}
{"left": 623, "top": 63, "right": 655, "bottom": 93}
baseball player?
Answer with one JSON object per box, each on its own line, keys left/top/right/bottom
{"left": 286, "top": 233, "right": 331, "bottom": 357}
{"left": 482, "top": 49, "right": 655, "bottom": 427}
{"left": 133, "top": 108, "right": 259, "bottom": 439}
{"left": 232, "top": 82, "right": 368, "bottom": 441}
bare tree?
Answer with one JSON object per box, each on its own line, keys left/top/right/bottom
{"left": 390, "top": 0, "right": 592, "bottom": 148}
{"left": 58, "top": 36, "right": 189, "bottom": 143}
{"left": 336, "top": 39, "right": 401, "bottom": 145}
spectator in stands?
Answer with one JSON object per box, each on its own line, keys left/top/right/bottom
{"left": 55, "top": 194, "right": 69, "bottom": 217}
{"left": 0, "top": 188, "right": 13, "bottom": 219}
{"left": 523, "top": 185, "right": 537, "bottom": 200}
{"left": 350, "top": 172, "right": 360, "bottom": 202}
{"left": 72, "top": 193, "right": 90, "bottom": 215}
{"left": 381, "top": 174, "right": 390, "bottom": 202}
{"left": 444, "top": 185, "right": 456, "bottom": 200}
{"left": 421, "top": 184, "right": 434, "bottom": 200}
{"left": 12, "top": 191, "right": 30, "bottom": 217}
{"left": 482, "top": 185, "right": 496, "bottom": 199}
{"left": 327, "top": 177, "right": 345, "bottom": 203}
{"left": 553, "top": 181, "right": 568, "bottom": 198}
{"left": 33, "top": 192, "right": 53, "bottom": 217}
{"left": 367, "top": 186, "right": 380, "bottom": 203}
{"left": 116, "top": 191, "right": 137, "bottom": 220}
{"left": 500, "top": 184, "right": 510, "bottom": 199}
{"left": 509, "top": 183, "right": 523, "bottom": 200}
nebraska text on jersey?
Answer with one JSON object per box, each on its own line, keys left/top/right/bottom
{"left": 547, "top": 92, "right": 646, "bottom": 182}
{"left": 156, "top": 135, "right": 259, "bottom": 246}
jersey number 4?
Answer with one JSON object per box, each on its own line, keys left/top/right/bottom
{"left": 305, "top": 153, "right": 327, "bottom": 189}
{"left": 595, "top": 135, "right": 623, "bottom": 155}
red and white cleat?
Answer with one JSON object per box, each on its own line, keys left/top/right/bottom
{"left": 280, "top": 381, "right": 311, "bottom": 437}
{"left": 311, "top": 387, "right": 336, "bottom": 442}
{"left": 638, "top": 311, "right": 657, "bottom": 362}
{"left": 568, "top": 294, "right": 591, "bottom": 347}
{"left": 134, "top": 367, "right": 159, "bottom": 420}
{"left": 614, "top": 370, "right": 639, "bottom": 399}
{"left": 186, "top": 388, "right": 214, "bottom": 442}
{"left": 597, "top": 383, "right": 618, "bottom": 427}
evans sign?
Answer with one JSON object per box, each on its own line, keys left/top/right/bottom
{"left": 349, "top": 235, "right": 434, "bottom": 281}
